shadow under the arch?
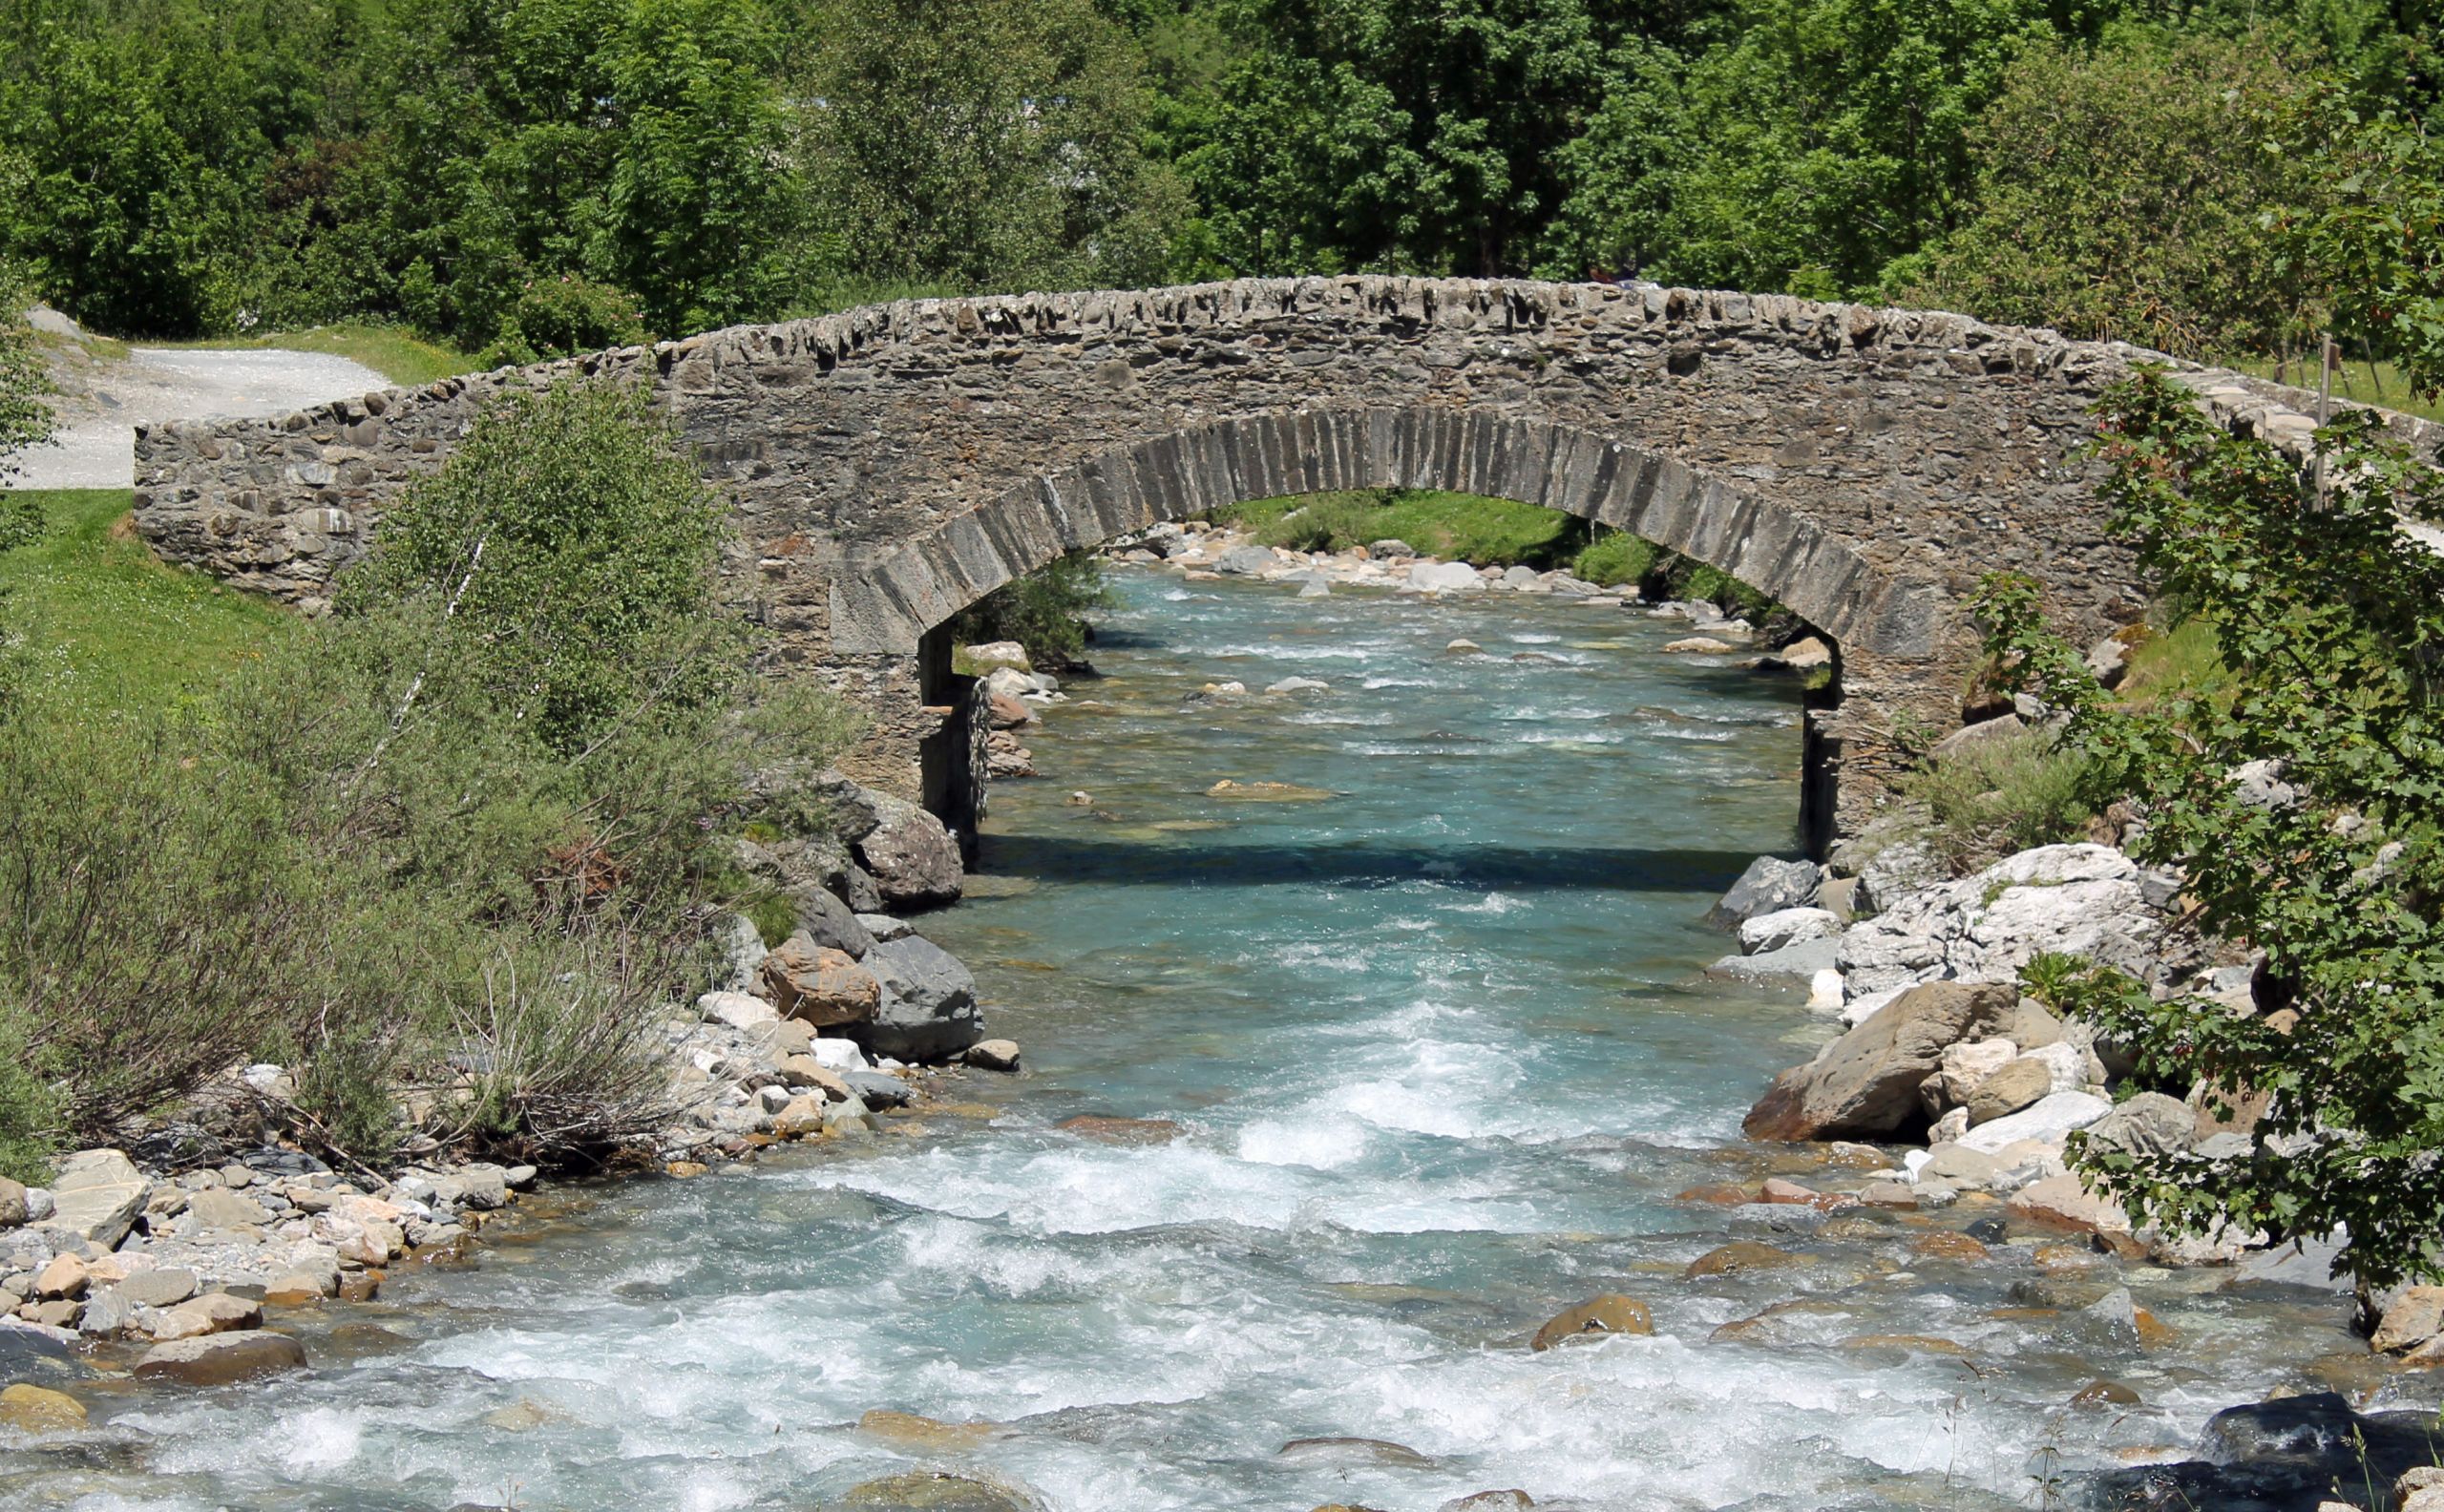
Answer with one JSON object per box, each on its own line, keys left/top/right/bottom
{"left": 967, "top": 831, "right": 1773, "bottom": 895}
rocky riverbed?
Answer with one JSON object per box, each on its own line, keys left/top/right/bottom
{"left": 4, "top": 559, "right": 2440, "bottom": 1512}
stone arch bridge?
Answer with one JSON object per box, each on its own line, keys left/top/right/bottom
{"left": 132, "top": 277, "right": 2420, "bottom": 855}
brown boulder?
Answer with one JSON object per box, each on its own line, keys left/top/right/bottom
{"left": 760, "top": 934, "right": 881, "bottom": 1026}
{"left": 2007, "top": 1173, "right": 2138, "bottom": 1252}
{"left": 1965, "top": 1058, "right": 2054, "bottom": 1124}
{"left": 1529, "top": 1294, "right": 1654, "bottom": 1351}
{"left": 985, "top": 693, "right": 1036, "bottom": 730}
{"left": 134, "top": 1332, "right": 308, "bottom": 1386}
{"left": 2373, "top": 1287, "right": 2444, "bottom": 1354}
{"left": 1743, "top": 981, "right": 2020, "bottom": 1141}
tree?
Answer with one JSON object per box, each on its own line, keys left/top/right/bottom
{"left": 1189, "top": 0, "right": 1608, "bottom": 277}
{"left": 1898, "top": 29, "right": 2323, "bottom": 359}
{"left": 1974, "top": 368, "right": 2444, "bottom": 1289}
{"left": 0, "top": 249, "right": 51, "bottom": 499}
{"left": 795, "top": 0, "right": 1184, "bottom": 294}
{"left": 1604, "top": 0, "right": 2070, "bottom": 297}
{"left": 2286, "top": 105, "right": 2444, "bottom": 399}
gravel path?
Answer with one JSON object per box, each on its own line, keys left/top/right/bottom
{"left": 7, "top": 346, "right": 391, "bottom": 491}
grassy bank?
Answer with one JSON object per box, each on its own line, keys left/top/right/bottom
{"left": 0, "top": 489, "right": 289, "bottom": 715}
{"left": 1219, "top": 490, "right": 1587, "bottom": 568}
{"left": 151, "top": 325, "right": 477, "bottom": 388}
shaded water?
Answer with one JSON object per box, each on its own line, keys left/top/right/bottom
{"left": 0, "top": 570, "right": 2397, "bottom": 1511}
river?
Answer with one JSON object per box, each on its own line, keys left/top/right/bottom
{"left": 0, "top": 568, "right": 2383, "bottom": 1510}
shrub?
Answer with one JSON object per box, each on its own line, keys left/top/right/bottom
{"left": 0, "top": 375, "right": 863, "bottom": 1169}
{"left": 1572, "top": 529, "right": 1657, "bottom": 588}
{"left": 1893, "top": 725, "right": 2094, "bottom": 875}
{"left": 477, "top": 275, "right": 650, "bottom": 367}
{"left": 951, "top": 550, "right": 1112, "bottom": 669}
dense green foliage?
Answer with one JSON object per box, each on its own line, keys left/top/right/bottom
{"left": 1978, "top": 369, "right": 2444, "bottom": 1287}
{"left": 950, "top": 550, "right": 1113, "bottom": 670}
{"left": 0, "top": 380, "right": 858, "bottom": 1172}
{"left": 0, "top": 254, "right": 49, "bottom": 495}
{"left": 0, "top": 0, "right": 2433, "bottom": 380}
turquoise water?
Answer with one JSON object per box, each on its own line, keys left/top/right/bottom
{"left": 0, "top": 570, "right": 2376, "bottom": 1510}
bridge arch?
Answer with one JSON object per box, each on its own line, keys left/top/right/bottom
{"left": 830, "top": 408, "right": 1933, "bottom": 662}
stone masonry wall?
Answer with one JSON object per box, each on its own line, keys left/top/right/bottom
{"left": 132, "top": 277, "right": 2433, "bottom": 842}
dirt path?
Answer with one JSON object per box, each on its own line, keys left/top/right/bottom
{"left": 8, "top": 342, "right": 390, "bottom": 491}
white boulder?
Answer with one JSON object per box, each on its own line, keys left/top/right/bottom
{"left": 1738, "top": 907, "right": 1840, "bottom": 956}
{"left": 1957, "top": 1090, "right": 2113, "bottom": 1155}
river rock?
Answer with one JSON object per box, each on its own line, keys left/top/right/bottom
{"left": 1055, "top": 1114, "right": 1180, "bottom": 1144}
{"left": 853, "top": 794, "right": 963, "bottom": 909}
{"left": 1529, "top": 1294, "right": 1654, "bottom": 1350}
{"left": 1742, "top": 981, "right": 2019, "bottom": 1141}
{"left": 1964, "top": 1057, "right": 2054, "bottom": 1124}
{"left": 1266, "top": 677, "right": 1330, "bottom": 694}
{"left": 1957, "top": 1090, "right": 2111, "bottom": 1154}
{"left": 1927, "top": 1037, "right": 2017, "bottom": 1109}
{"left": 1279, "top": 1437, "right": 1438, "bottom": 1468}
{"left": 698, "top": 991, "right": 780, "bottom": 1032}
{"left": 150, "top": 1292, "right": 262, "bottom": 1341}
{"left": 32, "top": 1255, "right": 87, "bottom": 1301}
{"left": 1214, "top": 544, "right": 1278, "bottom": 576}
{"left": 1738, "top": 907, "right": 1839, "bottom": 956}
{"left": 761, "top": 934, "right": 882, "bottom": 1026}
{"left": 961, "top": 640, "right": 1032, "bottom": 672}
{"left": 0, "top": 1382, "right": 85, "bottom": 1431}
{"left": 1708, "top": 935, "right": 1840, "bottom": 985}
{"left": 843, "top": 1071, "right": 913, "bottom": 1109}
{"left": 1410, "top": 559, "right": 1483, "bottom": 592}
{"left": 134, "top": 1331, "right": 307, "bottom": 1386}
{"left": 0, "top": 1177, "right": 25, "bottom": 1228}
{"left": 858, "top": 935, "right": 984, "bottom": 1061}
{"left": 2372, "top": 1287, "right": 2444, "bottom": 1354}
{"left": 1706, "top": 856, "right": 1822, "bottom": 929}
{"left": 1684, "top": 1241, "right": 1799, "bottom": 1278}
{"left": 2081, "top": 1092, "right": 2196, "bottom": 1161}
{"left": 2006, "top": 1171, "right": 2134, "bottom": 1246}
{"left": 965, "top": 1040, "right": 1021, "bottom": 1071}
{"left": 1663, "top": 636, "right": 1737, "bottom": 654}
{"left": 1438, "top": 1493, "right": 1533, "bottom": 1512}
{"left": 1853, "top": 840, "right": 1943, "bottom": 915}
{"left": 1838, "top": 844, "right": 2190, "bottom": 995}
{"left": 790, "top": 886, "right": 878, "bottom": 958}
{"left": 45, "top": 1149, "right": 147, "bottom": 1247}
{"left": 838, "top": 1470, "right": 1044, "bottom": 1511}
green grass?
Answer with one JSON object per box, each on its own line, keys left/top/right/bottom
{"left": 151, "top": 324, "right": 477, "bottom": 388}
{"left": 2, "top": 490, "right": 290, "bottom": 716}
{"left": 2117, "top": 615, "right": 2229, "bottom": 703}
{"left": 1219, "top": 489, "right": 1589, "bottom": 567}
{"left": 2215, "top": 355, "right": 2444, "bottom": 424}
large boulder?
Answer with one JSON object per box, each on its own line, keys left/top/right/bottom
{"left": 1738, "top": 907, "right": 1839, "bottom": 956}
{"left": 788, "top": 884, "right": 876, "bottom": 958}
{"left": 1838, "top": 844, "right": 2192, "bottom": 995}
{"left": 1742, "top": 981, "right": 2018, "bottom": 1141}
{"left": 1957, "top": 1090, "right": 2112, "bottom": 1154}
{"left": 759, "top": 933, "right": 881, "bottom": 1027}
{"left": 1408, "top": 559, "right": 1483, "bottom": 592}
{"left": 853, "top": 793, "right": 963, "bottom": 910}
{"left": 856, "top": 935, "right": 984, "bottom": 1061}
{"left": 1704, "top": 855, "right": 1820, "bottom": 928}
{"left": 838, "top": 1471, "right": 1044, "bottom": 1512}
{"left": 2081, "top": 1092, "right": 2197, "bottom": 1161}
{"left": 44, "top": 1149, "right": 147, "bottom": 1247}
